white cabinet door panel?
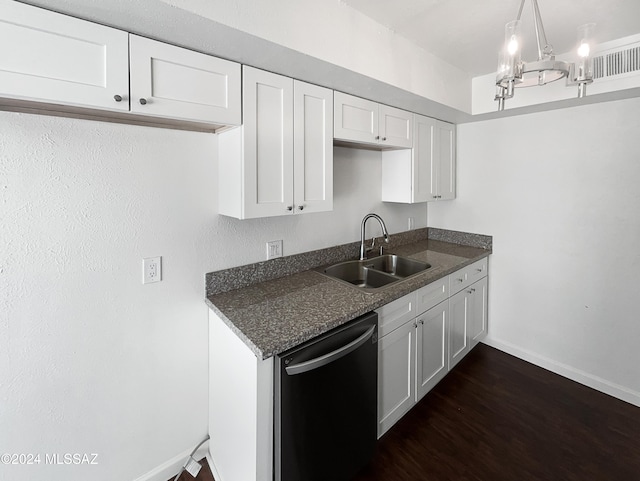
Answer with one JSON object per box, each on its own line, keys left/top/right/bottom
{"left": 413, "top": 115, "right": 436, "bottom": 203}
{"left": 416, "top": 301, "right": 448, "bottom": 400}
{"left": 469, "top": 277, "right": 488, "bottom": 348}
{"left": 378, "top": 320, "right": 415, "bottom": 438}
{"left": 334, "top": 92, "right": 378, "bottom": 144}
{"left": 0, "top": 0, "right": 128, "bottom": 111}
{"left": 449, "top": 288, "right": 470, "bottom": 370}
{"left": 293, "top": 81, "right": 333, "bottom": 214}
{"left": 379, "top": 105, "right": 412, "bottom": 148}
{"left": 437, "top": 120, "right": 456, "bottom": 200}
{"left": 129, "top": 35, "right": 241, "bottom": 124}
{"left": 243, "top": 67, "right": 294, "bottom": 218}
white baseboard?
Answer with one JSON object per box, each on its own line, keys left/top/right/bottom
{"left": 132, "top": 440, "right": 210, "bottom": 481}
{"left": 482, "top": 337, "right": 640, "bottom": 408}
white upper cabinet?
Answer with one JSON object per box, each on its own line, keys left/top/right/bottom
{"left": 0, "top": 0, "right": 129, "bottom": 111}
{"left": 218, "top": 66, "right": 333, "bottom": 219}
{"left": 334, "top": 93, "right": 378, "bottom": 144}
{"left": 293, "top": 81, "right": 333, "bottom": 214}
{"left": 379, "top": 104, "right": 413, "bottom": 148}
{"left": 334, "top": 92, "right": 412, "bottom": 149}
{"left": 381, "top": 114, "right": 456, "bottom": 203}
{"left": 0, "top": 1, "right": 241, "bottom": 128}
{"left": 129, "top": 35, "right": 241, "bottom": 125}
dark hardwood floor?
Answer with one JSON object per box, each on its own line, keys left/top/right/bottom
{"left": 171, "top": 345, "right": 639, "bottom": 481}
{"left": 353, "top": 344, "right": 640, "bottom": 481}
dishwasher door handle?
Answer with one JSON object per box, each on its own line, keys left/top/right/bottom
{"left": 285, "top": 325, "right": 376, "bottom": 376}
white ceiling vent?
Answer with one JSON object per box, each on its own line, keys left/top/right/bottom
{"left": 593, "top": 44, "right": 640, "bottom": 80}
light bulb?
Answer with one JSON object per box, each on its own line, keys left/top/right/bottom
{"left": 577, "top": 42, "right": 590, "bottom": 58}
{"left": 508, "top": 36, "right": 519, "bottom": 56}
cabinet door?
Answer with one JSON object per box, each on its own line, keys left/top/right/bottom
{"left": 416, "top": 301, "right": 448, "bottom": 400}
{"left": 413, "top": 114, "right": 437, "bottom": 203}
{"left": 469, "top": 277, "right": 488, "bottom": 348}
{"left": 448, "top": 288, "right": 470, "bottom": 370}
{"left": 129, "top": 35, "right": 241, "bottom": 125}
{"left": 379, "top": 105, "right": 413, "bottom": 148}
{"left": 293, "top": 81, "right": 333, "bottom": 214}
{"left": 242, "top": 66, "right": 294, "bottom": 218}
{"left": 436, "top": 120, "right": 456, "bottom": 200}
{"left": 378, "top": 320, "right": 416, "bottom": 438}
{"left": 334, "top": 92, "right": 378, "bottom": 144}
{"left": 0, "top": 0, "right": 129, "bottom": 111}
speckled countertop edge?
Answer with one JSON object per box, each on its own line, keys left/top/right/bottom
{"left": 206, "top": 229, "right": 492, "bottom": 359}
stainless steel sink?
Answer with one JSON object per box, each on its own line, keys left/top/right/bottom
{"left": 318, "top": 255, "right": 431, "bottom": 292}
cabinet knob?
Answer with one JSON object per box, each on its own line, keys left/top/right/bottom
{"left": 419, "top": 319, "right": 424, "bottom": 325}
{"left": 286, "top": 206, "right": 293, "bottom": 211}
{"left": 476, "top": 268, "right": 483, "bottom": 272}
{"left": 113, "top": 94, "right": 123, "bottom": 102}
{"left": 139, "top": 98, "right": 148, "bottom": 105}
{"left": 456, "top": 278, "right": 464, "bottom": 282}
{"left": 375, "top": 135, "right": 380, "bottom": 140}
{"left": 382, "top": 137, "right": 387, "bottom": 141}
{"left": 467, "top": 290, "right": 473, "bottom": 294}
{"left": 298, "top": 205, "right": 304, "bottom": 211}
{"left": 471, "top": 288, "right": 476, "bottom": 292}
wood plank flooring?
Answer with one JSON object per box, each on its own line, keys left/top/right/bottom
{"left": 353, "top": 344, "right": 640, "bottom": 481}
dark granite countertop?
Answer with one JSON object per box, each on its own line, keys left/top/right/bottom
{"left": 205, "top": 228, "right": 492, "bottom": 360}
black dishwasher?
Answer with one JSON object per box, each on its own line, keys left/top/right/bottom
{"left": 274, "top": 311, "right": 378, "bottom": 481}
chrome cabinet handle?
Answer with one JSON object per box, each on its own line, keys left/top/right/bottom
{"left": 457, "top": 278, "right": 464, "bottom": 282}
{"left": 471, "top": 288, "right": 476, "bottom": 292}
{"left": 476, "top": 268, "right": 483, "bottom": 272}
{"left": 286, "top": 206, "right": 293, "bottom": 211}
{"left": 298, "top": 205, "right": 304, "bottom": 211}
{"left": 419, "top": 319, "right": 424, "bottom": 325}
{"left": 139, "top": 98, "right": 148, "bottom": 105}
{"left": 114, "top": 94, "right": 123, "bottom": 102}
{"left": 467, "top": 290, "right": 473, "bottom": 294}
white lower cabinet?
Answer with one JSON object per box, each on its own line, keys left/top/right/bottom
{"left": 377, "top": 318, "right": 416, "bottom": 437}
{"left": 416, "top": 301, "right": 449, "bottom": 400}
{"left": 377, "top": 259, "right": 488, "bottom": 437}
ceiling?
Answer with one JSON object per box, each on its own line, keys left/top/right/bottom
{"left": 342, "top": 0, "right": 640, "bottom": 76}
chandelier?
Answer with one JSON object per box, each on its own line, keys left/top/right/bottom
{"left": 495, "top": 0, "right": 595, "bottom": 110}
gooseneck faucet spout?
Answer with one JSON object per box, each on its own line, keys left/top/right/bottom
{"left": 360, "top": 213, "right": 390, "bottom": 260}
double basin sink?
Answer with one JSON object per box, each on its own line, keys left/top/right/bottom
{"left": 317, "top": 254, "right": 431, "bottom": 293}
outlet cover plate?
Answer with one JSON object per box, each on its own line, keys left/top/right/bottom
{"left": 143, "top": 256, "right": 162, "bottom": 284}
{"left": 266, "top": 240, "right": 283, "bottom": 260}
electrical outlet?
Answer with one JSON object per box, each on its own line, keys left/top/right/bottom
{"left": 408, "top": 217, "right": 415, "bottom": 230}
{"left": 266, "top": 240, "right": 283, "bottom": 260}
{"left": 142, "top": 256, "right": 162, "bottom": 284}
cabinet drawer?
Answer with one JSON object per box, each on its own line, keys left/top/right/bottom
{"left": 376, "top": 292, "right": 416, "bottom": 338}
{"left": 450, "top": 258, "right": 488, "bottom": 295}
{"left": 415, "top": 277, "right": 449, "bottom": 315}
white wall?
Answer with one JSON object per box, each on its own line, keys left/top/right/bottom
{"left": 160, "top": 0, "right": 472, "bottom": 112}
{"left": 0, "top": 111, "right": 426, "bottom": 481}
{"left": 429, "top": 97, "right": 640, "bottom": 406}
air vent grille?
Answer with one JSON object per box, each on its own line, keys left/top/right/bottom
{"left": 593, "top": 46, "right": 640, "bottom": 79}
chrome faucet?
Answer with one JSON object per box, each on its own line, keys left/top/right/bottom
{"left": 360, "top": 213, "right": 390, "bottom": 260}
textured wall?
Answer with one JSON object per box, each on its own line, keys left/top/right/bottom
{"left": 0, "top": 111, "right": 426, "bottom": 480}
{"left": 429, "top": 97, "right": 640, "bottom": 406}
